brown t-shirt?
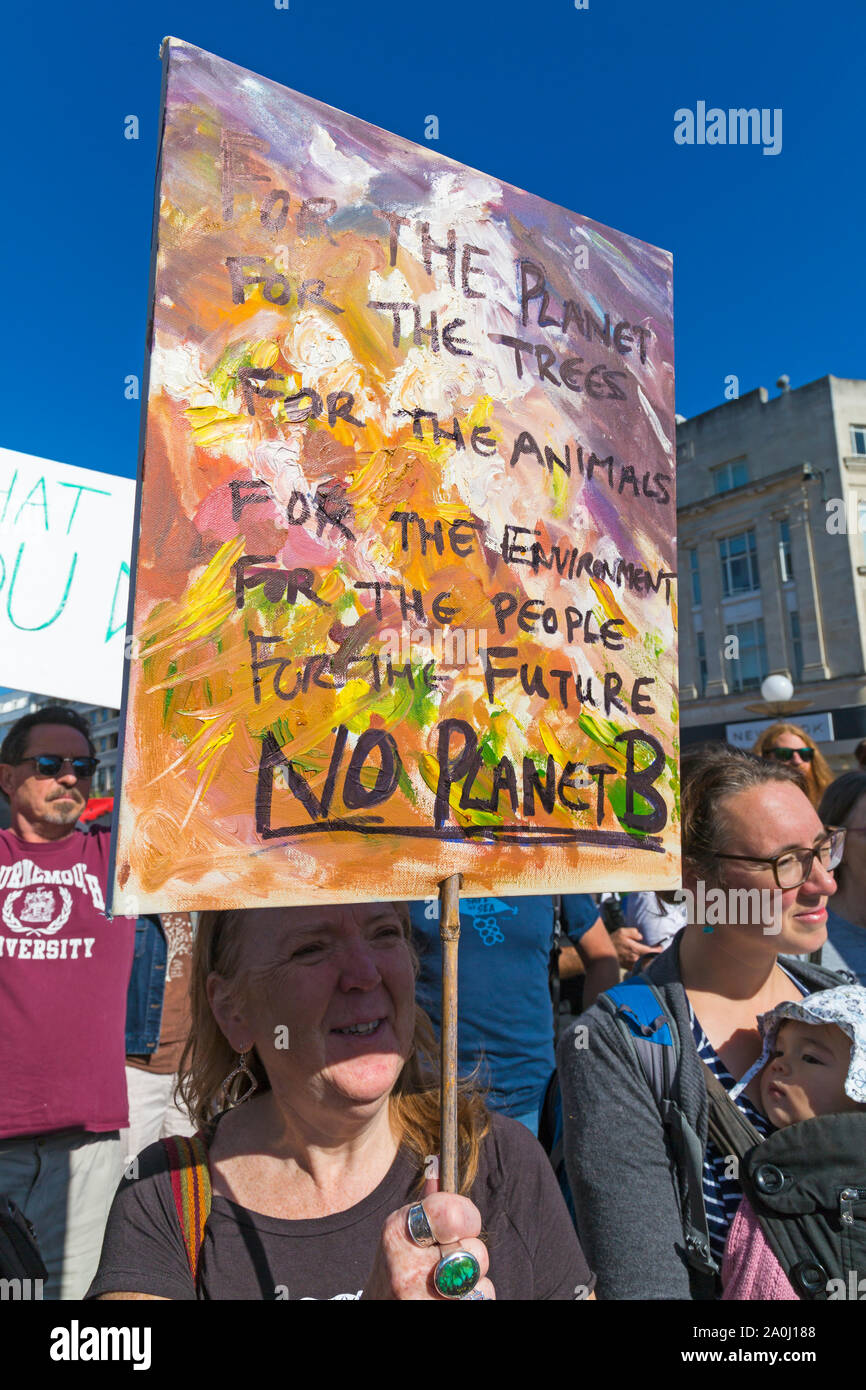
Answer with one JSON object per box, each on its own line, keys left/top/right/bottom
{"left": 127, "top": 913, "right": 194, "bottom": 1075}
{"left": 87, "top": 1112, "right": 593, "bottom": 1300}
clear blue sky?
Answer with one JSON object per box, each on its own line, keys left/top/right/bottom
{"left": 1, "top": 0, "right": 863, "bottom": 481}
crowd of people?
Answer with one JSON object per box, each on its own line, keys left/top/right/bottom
{"left": 0, "top": 705, "right": 864, "bottom": 1301}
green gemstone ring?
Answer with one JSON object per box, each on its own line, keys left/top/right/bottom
{"left": 433, "top": 1250, "right": 482, "bottom": 1300}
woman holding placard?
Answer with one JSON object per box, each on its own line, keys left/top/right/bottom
{"left": 88, "top": 901, "right": 593, "bottom": 1301}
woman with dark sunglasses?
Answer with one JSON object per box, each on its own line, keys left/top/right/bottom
{"left": 752, "top": 721, "right": 833, "bottom": 809}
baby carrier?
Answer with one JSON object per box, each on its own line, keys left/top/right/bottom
{"left": 702, "top": 1061, "right": 866, "bottom": 1298}
{"left": 543, "top": 973, "right": 866, "bottom": 1299}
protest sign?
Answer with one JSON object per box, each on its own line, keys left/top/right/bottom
{"left": 0, "top": 448, "right": 134, "bottom": 708}
{"left": 112, "top": 37, "right": 679, "bottom": 913}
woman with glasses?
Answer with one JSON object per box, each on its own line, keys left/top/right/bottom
{"left": 557, "top": 743, "right": 846, "bottom": 1300}
{"left": 752, "top": 721, "right": 833, "bottom": 809}
{"left": 816, "top": 770, "right": 866, "bottom": 985}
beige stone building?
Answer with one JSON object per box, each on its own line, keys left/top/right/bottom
{"left": 676, "top": 374, "right": 866, "bottom": 761}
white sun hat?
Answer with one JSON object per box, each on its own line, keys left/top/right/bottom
{"left": 730, "top": 983, "right": 866, "bottom": 1104}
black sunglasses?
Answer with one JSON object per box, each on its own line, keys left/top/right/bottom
{"left": 17, "top": 755, "right": 99, "bottom": 779}
{"left": 763, "top": 746, "right": 815, "bottom": 764}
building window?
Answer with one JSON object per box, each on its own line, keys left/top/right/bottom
{"left": 719, "top": 530, "right": 760, "bottom": 597}
{"left": 676, "top": 439, "right": 694, "bottom": 462}
{"left": 778, "top": 518, "right": 793, "bottom": 582}
{"left": 696, "top": 630, "right": 708, "bottom": 697}
{"left": 789, "top": 610, "right": 803, "bottom": 683}
{"left": 725, "top": 618, "right": 768, "bottom": 692}
{"left": 689, "top": 550, "right": 702, "bottom": 607}
{"left": 851, "top": 425, "right": 866, "bottom": 456}
{"left": 712, "top": 459, "right": 749, "bottom": 494}
{"left": 105, "top": 767, "right": 115, "bottom": 792}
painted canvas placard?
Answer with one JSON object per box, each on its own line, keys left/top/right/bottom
{"left": 113, "top": 37, "right": 679, "bottom": 913}
{"left": 0, "top": 448, "right": 134, "bottom": 708}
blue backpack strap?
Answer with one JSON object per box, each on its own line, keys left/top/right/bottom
{"left": 603, "top": 976, "right": 716, "bottom": 1286}
{"left": 604, "top": 977, "right": 677, "bottom": 1100}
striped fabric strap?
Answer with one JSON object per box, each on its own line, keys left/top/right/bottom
{"left": 162, "top": 1133, "right": 213, "bottom": 1288}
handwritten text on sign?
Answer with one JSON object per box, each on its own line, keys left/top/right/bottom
{"left": 113, "top": 38, "right": 679, "bottom": 912}
{"left": 0, "top": 448, "right": 133, "bottom": 708}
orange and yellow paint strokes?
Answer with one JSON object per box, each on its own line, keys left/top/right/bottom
{"left": 113, "top": 39, "right": 679, "bottom": 912}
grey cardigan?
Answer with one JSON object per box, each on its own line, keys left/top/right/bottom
{"left": 556, "top": 936, "right": 841, "bottom": 1300}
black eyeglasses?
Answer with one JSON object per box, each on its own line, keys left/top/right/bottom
{"left": 16, "top": 755, "right": 99, "bottom": 779}
{"left": 711, "top": 827, "right": 845, "bottom": 889}
{"left": 763, "top": 746, "right": 815, "bottom": 764}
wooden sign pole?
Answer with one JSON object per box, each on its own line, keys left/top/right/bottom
{"left": 438, "top": 872, "right": 462, "bottom": 1194}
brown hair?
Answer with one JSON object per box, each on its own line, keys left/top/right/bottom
{"left": 818, "top": 770, "right": 866, "bottom": 888}
{"left": 751, "top": 722, "right": 833, "bottom": 808}
{"left": 666, "top": 742, "right": 806, "bottom": 893}
{"left": 177, "top": 904, "right": 490, "bottom": 1196}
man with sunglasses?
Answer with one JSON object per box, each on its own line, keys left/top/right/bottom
{"left": 762, "top": 742, "right": 815, "bottom": 766}
{"left": 0, "top": 705, "right": 135, "bottom": 1299}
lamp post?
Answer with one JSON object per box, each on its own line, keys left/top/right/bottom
{"left": 743, "top": 673, "right": 812, "bottom": 720}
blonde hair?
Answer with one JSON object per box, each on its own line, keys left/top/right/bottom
{"left": 177, "top": 905, "right": 490, "bottom": 1196}
{"left": 752, "top": 722, "right": 833, "bottom": 808}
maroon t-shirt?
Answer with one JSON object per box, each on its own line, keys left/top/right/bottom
{"left": 0, "top": 827, "right": 135, "bottom": 1138}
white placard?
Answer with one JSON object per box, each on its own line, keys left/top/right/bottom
{"left": 725, "top": 712, "right": 835, "bottom": 749}
{"left": 0, "top": 448, "right": 135, "bottom": 707}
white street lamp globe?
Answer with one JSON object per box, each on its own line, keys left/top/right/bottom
{"left": 761, "top": 674, "right": 794, "bottom": 704}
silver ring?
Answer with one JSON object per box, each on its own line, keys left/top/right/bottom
{"left": 406, "top": 1202, "right": 436, "bottom": 1247}
{"left": 461, "top": 1288, "right": 486, "bottom": 1301}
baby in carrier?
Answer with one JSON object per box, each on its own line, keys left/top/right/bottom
{"left": 723, "top": 984, "right": 866, "bottom": 1300}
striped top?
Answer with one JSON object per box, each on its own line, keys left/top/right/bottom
{"left": 689, "top": 1013, "right": 770, "bottom": 1268}
{"left": 690, "top": 971, "right": 808, "bottom": 1269}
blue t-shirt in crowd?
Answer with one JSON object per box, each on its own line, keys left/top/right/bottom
{"left": 822, "top": 908, "right": 866, "bottom": 985}
{"left": 409, "top": 894, "right": 599, "bottom": 1118}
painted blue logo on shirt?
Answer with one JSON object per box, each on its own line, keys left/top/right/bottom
{"left": 462, "top": 898, "right": 518, "bottom": 946}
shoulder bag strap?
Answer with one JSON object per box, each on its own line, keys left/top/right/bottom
{"left": 699, "top": 1060, "right": 764, "bottom": 1159}
{"left": 699, "top": 1061, "right": 826, "bottom": 1296}
{"left": 162, "top": 1133, "right": 213, "bottom": 1289}
{"left": 606, "top": 978, "right": 716, "bottom": 1288}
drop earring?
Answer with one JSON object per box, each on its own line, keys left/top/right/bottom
{"left": 218, "top": 1049, "right": 259, "bottom": 1111}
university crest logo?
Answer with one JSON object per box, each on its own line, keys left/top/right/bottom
{"left": 2, "top": 888, "right": 73, "bottom": 936}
